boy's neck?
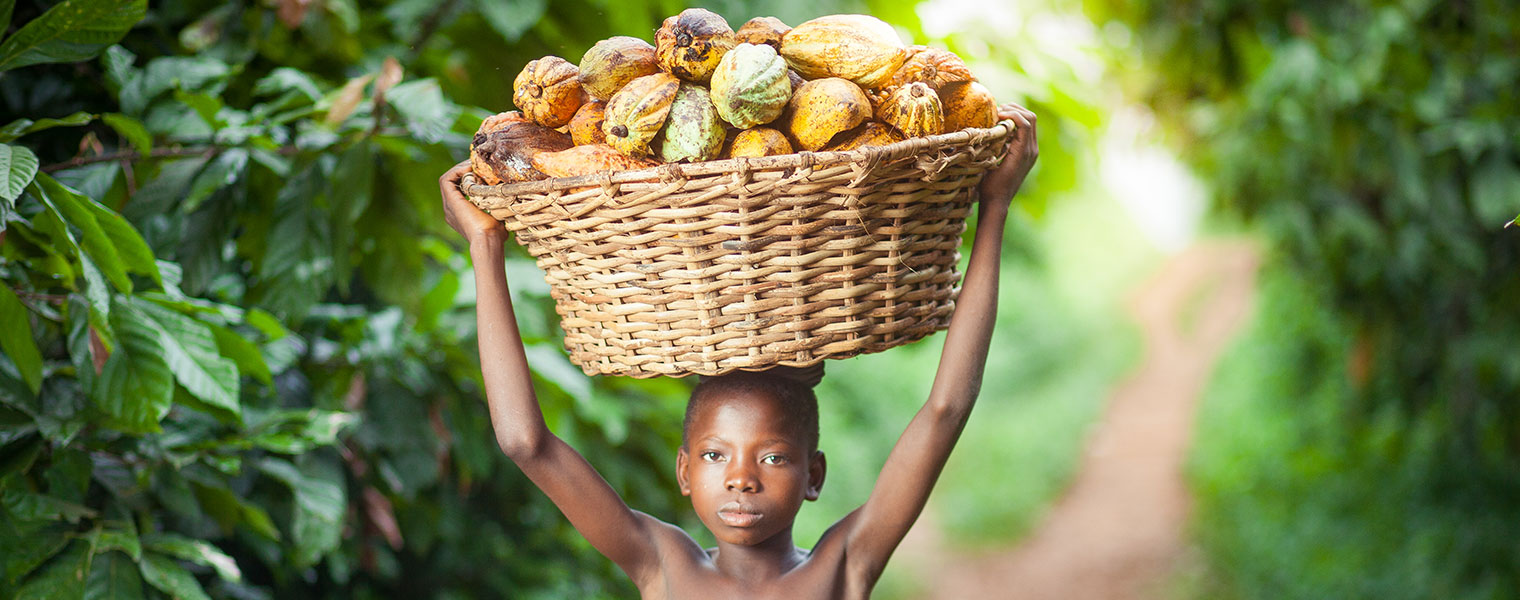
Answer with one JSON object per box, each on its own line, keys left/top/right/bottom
{"left": 711, "top": 527, "right": 807, "bottom": 581}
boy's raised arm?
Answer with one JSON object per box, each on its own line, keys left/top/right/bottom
{"left": 839, "top": 105, "right": 1038, "bottom": 577}
{"left": 438, "top": 163, "right": 662, "bottom": 581}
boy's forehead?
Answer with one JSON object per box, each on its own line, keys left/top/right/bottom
{"left": 689, "top": 390, "right": 801, "bottom": 435}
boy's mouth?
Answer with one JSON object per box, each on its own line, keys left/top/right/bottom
{"left": 717, "top": 502, "right": 762, "bottom": 527}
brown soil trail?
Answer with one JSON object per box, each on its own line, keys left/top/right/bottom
{"left": 900, "top": 240, "right": 1260, "bottom": 600}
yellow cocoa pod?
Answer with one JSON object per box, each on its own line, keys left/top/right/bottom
{"left": 710, "top": 43, "right": 791, "bottom": 129}
{"left": 512, "top": 56, "right": 585, "bottom": 128}
{"left": 579, "top": 37, "right": 661, "bottom": 101}
{"left": 877, "top": 82, "right": 944, "bottom": 138}
{"left": 779, "top": 14, "right": 906, "bottom": 89}
{"left": 939, "top": 81, "right": 997, "bottom": 131}
{"left": 726, "top": 127, "right": 792, "bottom": 158}
{"left": 783, "top": 77, "right": 871, "bottom": 151}
{"left": 602, "top": 72, "right": 681, "bottom": 158}
{"left": 569, "top": 100, "right": 607, "bottom": 146}
{"left": 656, "top": 8, "right": 736, "bottom": 83}
{"left": 825, "top": 121, "right": 904, "bottom": 152}
{"left": 735, "top": 16, "right": 791, "bottom": 52}
{"left": 887, "top": 45, "right": 975, "bottom": 90}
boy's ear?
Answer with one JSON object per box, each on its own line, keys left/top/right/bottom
{"left": 676, "top": 447, "right": 692, "bottom": 496}
{"left": 805, "top": 450, "right": 826, "bottom": 501}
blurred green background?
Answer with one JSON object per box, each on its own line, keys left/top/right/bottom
{"left": 0, "top": 0, "right": 1515, "bottom": 599}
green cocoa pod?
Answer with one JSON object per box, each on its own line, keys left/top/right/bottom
{"left": 709, "top": 43, "right": 792, "bottom": 130}
{"left": 658, "top": 83, "right": 725, "bottom": 163}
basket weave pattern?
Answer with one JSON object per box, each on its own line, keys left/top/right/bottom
{"left": 463, "top": 122, "right": 1015, "bottom": 378}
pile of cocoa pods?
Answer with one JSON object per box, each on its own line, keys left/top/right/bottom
{"left": 469, "top": 10, "right": 1000, "bottom": 185}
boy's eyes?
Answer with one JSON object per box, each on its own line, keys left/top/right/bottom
{"left": 698, "top": 451, "right": 788, "bottom": 465}
{"left": 700, "top": 451, "right": 723, "bottom": 462}
{"left": 761, "top": 454, "right": 787, "bottom": 465}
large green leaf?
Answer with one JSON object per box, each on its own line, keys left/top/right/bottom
{"left": 385, "top": 79, "right": 460, "bottom": 144}
{"left": 0, "top": 283, "right": 43, "bottom": 394}
{"left": 94, "top": 297, "right": 173, "bottom": 433}
{"left": 0, "top": 520, "right": 72, "bottom": 587}
{"left": 100, "top": 113, "right": 151, "bottom": 156}
{"left": 34, "top": 173, "right": 161, "bottom": 289}
{"left": 13, "top": 542, "right": 88, "bottom": 600}
{"left": 138, "top": 554, "right": 210, "bottom": 600}
{"left": 259, "top": 458, "right": 345, "bottom": 568}
{"left": 85, "top": 550, "right": 145, "bottom": 600}
{"left": 1, "top": 143, "right": 38, "bottom": 205}
{"left": 142, "top": 534, "right": 241, "bottom": 584}
{"left": 0, "top": 0, "right": 148, "bottom": 72}
{"left": 132, "top": 298, "right": 239, "bottom": 415}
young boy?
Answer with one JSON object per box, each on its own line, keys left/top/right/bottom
{"left": 438, "top": 104, "right": 1038, "bottom": 599}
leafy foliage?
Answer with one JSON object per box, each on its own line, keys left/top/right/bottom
{"left": 1086, "top": 0, "right": 1520, "bottom": 596}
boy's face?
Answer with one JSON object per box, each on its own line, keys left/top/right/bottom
{"left": 677, "top": 389, "right": 825, "bottom": 547}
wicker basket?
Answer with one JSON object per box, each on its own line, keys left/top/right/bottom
{"left": 462, "top": 121, "right": 1016, "bottom": 378}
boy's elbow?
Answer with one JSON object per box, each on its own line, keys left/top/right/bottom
{"left": 496, "top": 429, "right": 548, "bottom": 461}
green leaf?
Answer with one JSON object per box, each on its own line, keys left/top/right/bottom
{"left": 100, "top": 113, "right": 151, "bottom": 156}
{"left": 0, "top": 0, "right": 148, "bottom": 72}
{"left": 0, "top": 283, "right": 43, "bottom": 393}
{"left": 94, "top": 297, "right": 173, "bottom": 433}
{"left": 253, "top": 67, "right": 321, "bottom": 100}
{"left": 93, "top": 524, "right": 142, "bottom": 562}
{"left": 0, "top": 520, "right": 72, "bottom": 587}
{"left": 13, "top": 542, "right": 88, "bottom": 600}
{"left": 207, "top": 322, "right": 270, "bottom": 385}
{"left": 1, "top": 143, "right": 38, "bottom": 205}
{"left": 138, "top": 554, "right": 210, "bottom": 600}
{"left": 33, "top": 174, "right": 132, "bottom": 293}
{"left": 181, "top": 149, "right": 247, "bottom": 214}
{"left": 385, "top": 79, "right": 460, "bottom": 144}
{"left": 86, "top": 550, "right": 145, "bottom": 600}
{"left": 142, "top": 534, "right": 241, "bottom": 583}
{"left": 131, "top": 298, "right": 239, "bottom": 415}
{"left": 0, "top": 111, "right": 95, "bottom": 143}
{"left": 472, "top": 0, "right": 547, "bottom": 43}
{"left": 259, "top": 458, "right": 345, "bottom": 567}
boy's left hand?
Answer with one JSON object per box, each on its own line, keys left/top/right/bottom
{"left": 976, "top": 104, "right": 1039, "bottom": 210}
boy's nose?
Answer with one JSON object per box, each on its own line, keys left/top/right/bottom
{"left": 725, "top": 466, "right": 760, "bottom": 493}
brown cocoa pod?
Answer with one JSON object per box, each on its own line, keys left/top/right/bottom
{"left": 471, "top": 121, "right": 573, "bottom": 185}
{"left": 655, "top": 8, "right": 736, "bottom": 83}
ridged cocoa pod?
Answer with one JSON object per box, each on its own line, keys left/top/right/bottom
{"left": 825, "top": 121, "right": 904, "bottom": 152}
{"left": 939, "top": 81, "right": 997, "bottom": 131}
{"left": 531, "top": 144, "right": 660, "bottom": 179}
{"left": 471, "top": 121, "right": 573, "bottom": 184}
{"left": 782, "top": 77, "right": 871, "bottom": 151}
{"left": 579, "top": 36, "right": 661, "bottom": 100}
{"left": 734, "top": 16, "right": 791, "bottom": 52}
{"left": 512, "top": 56, "right": 585, "bottom": 128}
{"left": 779, "top": 14, "right": 906, "bottom": 89}
{"left": 656, "top": 8, "right": 736, "bottom": 83}
{"left": 709, "top": 43, "right": 791, "bottom": 129}
{"left": 877, "top": 82, "right": 944, "bottom": 138}
{"left": 726, "top": 127, "right": 792, "bottom": 158}
{"left": 569, "top": 100, "right": 608, "bottom": 146}
{"left": 603, "top": 72, "right": 681, "bottom": 158}
{"left": 887, "top": 46, "right": 975, "bottom": 90}
{"left": 658, "top": 83, "right": 726, "bottom": 163}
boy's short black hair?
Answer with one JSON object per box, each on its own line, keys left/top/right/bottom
{"left": 683, "top": 369, "right": 821, "bottom": 453}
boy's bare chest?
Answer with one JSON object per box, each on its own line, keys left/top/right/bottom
{"left": 643, "top": 549, "right": 868, "bottom": 600}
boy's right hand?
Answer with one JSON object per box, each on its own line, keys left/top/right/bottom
{"left": 439, "top": 160, "right": 506, "bottom": 244}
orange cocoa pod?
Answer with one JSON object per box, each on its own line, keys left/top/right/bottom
{"left": 655, "top": 8, "right": 736, "bottom": 83}
{"left": 734, "top": 16, "right": 791, "bottom": 52}
{"left": 939, "top": 81, "right": 998, "bottom": 131}
{"left": 531, "top": 144, "right": 661, "bottom": 179}
{"left": 603, "top": 72, "right": 681, "bottom": 158}
{"left": 886, "top": 45, "right": 974, "bottom": 90}
{"left": 782, "top": 77, "right": 871, "bottom": 151}
{"left": 569, "top": 100, "right": 608, "bottom": 146}
{"left": 779, "top": 14, "right": 906, "bottom": 88}
{"left": 825, "top": 121, "right": 904, "bottom": 152}
{"left": 513, "top": 56, "right": 585, "bottom": 128}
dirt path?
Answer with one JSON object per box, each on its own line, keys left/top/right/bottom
{"left": 899, "top": 240, "right": 1260, "bottom": 600}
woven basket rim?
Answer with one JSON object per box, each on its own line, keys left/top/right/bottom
{"left": 462, "top": 120, "right": 1016, "bottom": 197}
